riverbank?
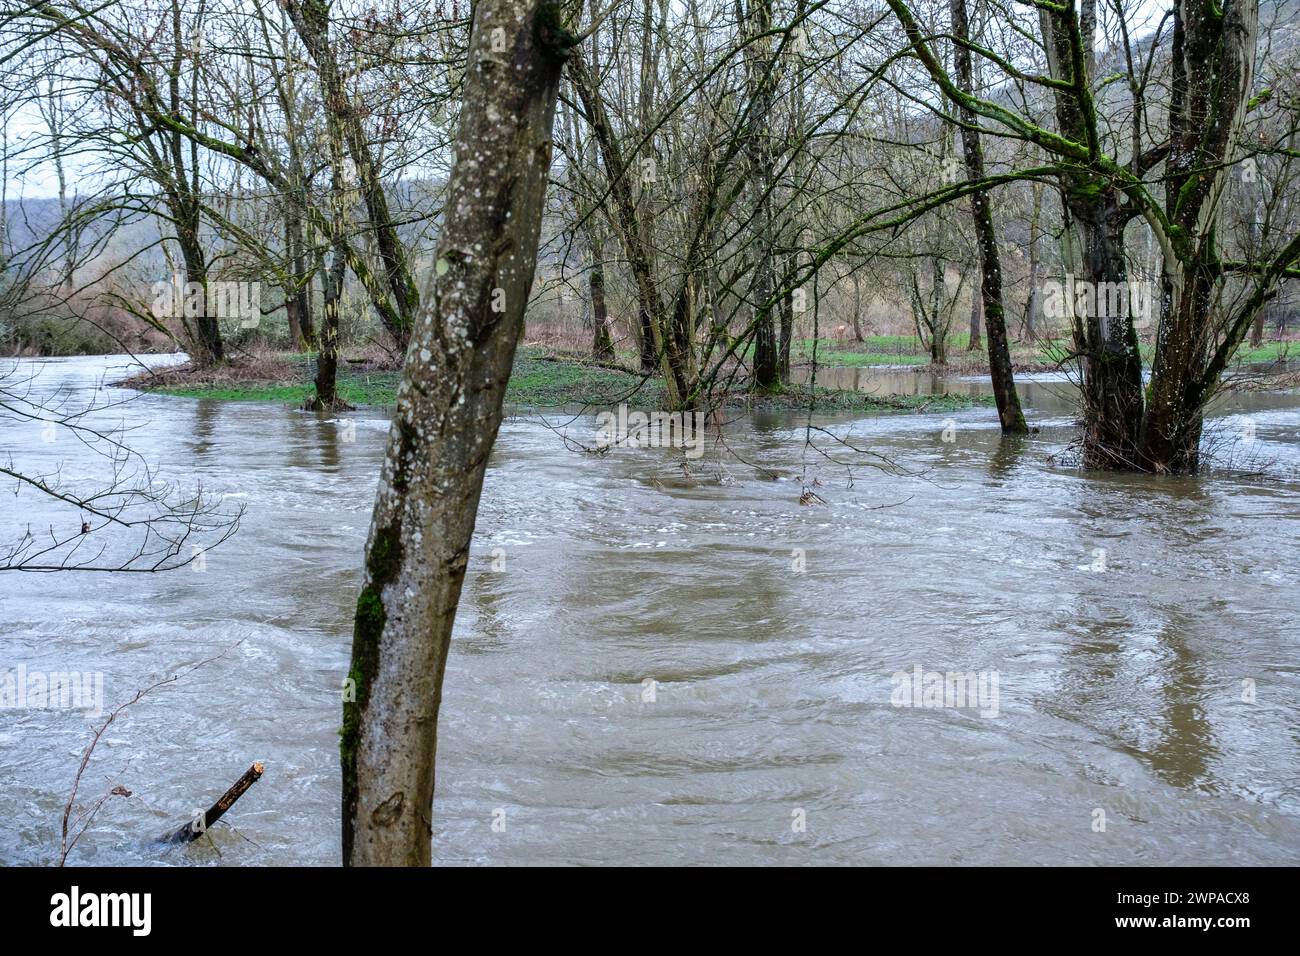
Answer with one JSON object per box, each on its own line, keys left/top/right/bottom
{"left": 116, "top": 346, "right": 997, "bottom": 414}
{"left": 790, "top": 333, "right": 1295, "bottom": 371}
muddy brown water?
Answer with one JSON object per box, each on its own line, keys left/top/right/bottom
{"left": 2, "top": 354, "right": 1298, "bottom": 865}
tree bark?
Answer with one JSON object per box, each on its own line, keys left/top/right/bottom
{"left": 283, "top": 0, "right": 420, "bottom": 350}
{"left": 951, "top": 0, "right": 1025, "bottom": 431}
{"left": 311, "top": 249, "right": 346, "bottom": 409}
{"left": 590, "top": 259, "right": 615, "bottom": 361}
{"left": 286, "top": 296, "right": 305, "bottom": 351}
{"left": 306, "top": 31, "right": 354, "bottom": 412}
{"left": 1076, "top": 210, "right": 1145, "bottom": 467}
{"left": 850, "top": 271, "right": 865, "bottom": 342}
{"left": 638, "top": 305, "right": 657, "bottom": 370}
{"left": 1242, "top": 308, "right": 1263, "bottom": 348}
{"left": 1040, "top": 2, "right": 1142, "bottom": 465}
{"left": 341, "top": 0, "right": 572, "bottom": 867}
{"left": 1138, "top": 0, "right": 1259, "bottom": 473}
{"left": 930, "top": 257, "right": 948, "bottom": 365}
{"left": 284, "top": 201, "right": 314, "bottom": 351}
{"left": 743, "top": 0, "right": 780, "bottom": 391}
{"left": 177, "top": 230, "right": 223, "bottom": 366}
{"left": 1025, "top": 182, "right": 1043, "bottom": 341}
{"left": 1249, "top": 310, "right": 1265, "bottom": 348}
{"left": 779, "top": 272, "right": 794, "bottom": 381}
{"left": 568, "top": 50, "right": 685, "bottom": 404}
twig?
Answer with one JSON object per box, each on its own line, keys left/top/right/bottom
{"left": 58, "top": 641, "right": 243, "bottom": 865}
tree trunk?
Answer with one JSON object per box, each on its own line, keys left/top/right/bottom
{"left": 1138, "top": 262, "right": 1212, "bottom": 472}
{"left": 1038, "top": 2, "right": 1142, "bottom": 465}
{"left": 568, "top": 51, "right": 686, "bottom": 405}
{"left": 0, "top": 122, "right": 7, "bottom": 274}
{"left": 286, "top": 296, "right": 305, "bottom": 351}
{"left": 341, "top": 0, "right": 571, "bottom": 867}
{"left": 952, "top": 0, "right": 1025, "bottom": 432}
{"left": 744, "top": 0, "right": 780, "bottom": 392}
{"left": 311, "top": 250, "right": 346, "bottom": 409}
{"left": 191, "top": 278, "right": 224, "bottom": 366}
{"left": 296, "top": 283, "right": 315, "bottom": 347}
{"left": 590, "top": 260, "right": 615, "bottom": 361}
{"left": 285, "top": 201, "right": 314, "bottom": 351}
{"left": 283, "top": 0, "right": 419, "bottom": 350}
{"left": 850, "top": 271, "right": 865, "bottom": 342}
{"left": 1025, "top": 182, "right": 1043, "bottom": 342}
{"left": 1249, "top": 311, "right": 1265, "bottom": 348}
{"left": 778, "top": 273, "right": 793, "bottom": 382}
{"left": 1076, "top": 210, "right": 1145, "bottom": 468}
{"left": 638, "top": 305, "right": 657, "bottom": 371}
{"left": 751, "top": 260, "right": 779, "bottom": 387}
{"left": 931, "top": 329, "right": 946, "bottom": 366}
{"left": 307, "top": 29, "right": 353, "bottom": 412}
{"left": 1138, "top": 0, "right": 1259, "bottom": 474}
{"left": 930, "top": 257, "right": 948, "bottom": 365}
{"left": 177, "top": 227, "right": 223, "bottom": 366}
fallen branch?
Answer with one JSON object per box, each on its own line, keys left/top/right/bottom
{"left": 166, "top": 762, "right": 264, "bottom": 844}
{"left": 59, "top": 642, "right": 242, "bottom": 865}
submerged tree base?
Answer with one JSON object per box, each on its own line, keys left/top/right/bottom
{"left": 303, "top": 394, "right": 357, "bottom": 413}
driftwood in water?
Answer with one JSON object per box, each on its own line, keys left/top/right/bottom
{"left": 166, "top": 762, "right": 264, "bottom": 843}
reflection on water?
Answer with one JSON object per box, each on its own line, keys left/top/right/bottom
{"left": 794, "top": 363, "right": 1069, "bottom": 402}
{"left": 2, "top": 355, "right": 1299, "bottom": 866}
{"left": 795, "top": 362, "right": 1300, "bottom": 427}
{"left": 1148, "top": 616, "right": 1217, "bottom": 793}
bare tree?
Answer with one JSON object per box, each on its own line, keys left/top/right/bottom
{"left": 341, "top": 0, "right": 575, "bottom": 866}
{"left": 0, "top": 364, "right": 240, "bottom": 572}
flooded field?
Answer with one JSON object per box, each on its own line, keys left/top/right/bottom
{"left": 2, "top": 355, "right": 1298, "bottom": 865}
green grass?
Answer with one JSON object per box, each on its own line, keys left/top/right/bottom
{"left": 793, "top": 342, "right": 929, "bottom": 366}
{"left": 788, "top": 334, "right": 1066, "bottom": 367}
{"left": 151, "top": 347, "right": 652, "bottom": 408}
{"left": 728, "top": 335, "right": 929, "bottom": 367}
{"left": 147, "top": 332, "right": 1293, "bottom": 413}
{"left": 143, "top": 345, "right": 995, "bottom": 414}
{"left": 506, "top": 349, "right": 657, "bottom": 406}
{"left": 156, "top": 370, "right": 402, "bottom": 406}
{"left": 1211, "top": 340, "right": 1291, "bottom": 364}
{"left": 1130, "top": 339, "right": 1292, "bottom": 365}
{"left": 756, "top": 386, "right": 996, "bottom": 413}
{"left": 156, "top": 382, "right": 314, "bottom": 402}
{"left": 797, "top": 334, "right": 1295, "bottom": 369}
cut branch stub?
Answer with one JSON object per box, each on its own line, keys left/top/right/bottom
{"left": 165, "top": 761, "right": 264, "bottom": 844}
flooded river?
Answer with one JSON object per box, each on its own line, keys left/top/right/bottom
{"left": 2, "top": 354, "right": 1298, "bottom": 865}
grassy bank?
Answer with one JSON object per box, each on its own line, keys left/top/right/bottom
{"left": 789, "top": 333, "right": 1294, "bottom": 370}
{"left": 125, "top": 346, "right": 995, "bottom": 414}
